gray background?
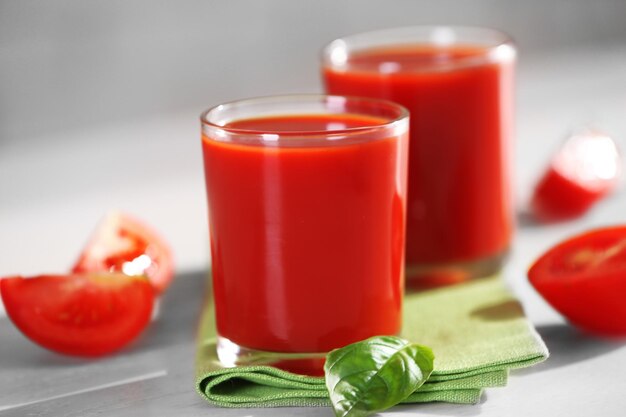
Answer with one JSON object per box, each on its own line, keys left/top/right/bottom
{"left": 2, "top": 0, "right": 626, "bottom": 144}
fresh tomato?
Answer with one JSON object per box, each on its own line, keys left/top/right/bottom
{"left": 1, "top": 273, "right": 154, "bottom": 356}
{"left": 72, "top": 212, "right": 174, "bottom": 294}
{"left": 531, "top": 129, "right": 621, "bottom": 222}
{"left": 528, "top": 226, "right": 626, "bottom": 336}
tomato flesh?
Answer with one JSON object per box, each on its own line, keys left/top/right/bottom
{"left": 1, "top": 273, "right": 154, "bottom": 356}
{"left": 72, "top": 212, "right": 174, "bottom": 294}
{"left": 531, "top": 130, "right": 621, "bottom": 222}
{"left": 529, "top": 226, "right": 626, "bottom": 336}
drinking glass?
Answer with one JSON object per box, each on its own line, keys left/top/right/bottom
{"left": 323, "top": 26, "right": 516, "bottom": 284}
{"left": 201, "top": 95, "right": 409, "bottom": 374}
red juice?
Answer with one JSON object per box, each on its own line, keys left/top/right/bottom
{"left": 202, "top": 109, "right": 408, "bottom": 353}
{"left": 324, "top": 40, "right": 515, "bottom": 277}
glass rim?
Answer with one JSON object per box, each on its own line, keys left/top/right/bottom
{"left": 322, "top": 25, "right": 517, "bottom": 72}
{"left": 200, "top": 94, "right": 409, "bottom": 146}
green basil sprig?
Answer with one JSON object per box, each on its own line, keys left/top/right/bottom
{"left": 324, "top": 336, "right": 435, "bottom": 417}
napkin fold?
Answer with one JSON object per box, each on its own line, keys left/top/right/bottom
{"left": 196, "top": 276, "right": 548, "bottom": 408}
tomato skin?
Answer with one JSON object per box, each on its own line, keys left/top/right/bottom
{"left": 528, "top": 226, "right": 626, "bottom": 336}
{"left": 0, "top": 273, "right": 154, "bottom": 356}
{"left": 72, "top": 212, "right": 174, "bottom": 294}
{"left": 531, "top": 167, "right": 604, "bottom": 222}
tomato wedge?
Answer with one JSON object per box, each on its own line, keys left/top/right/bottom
{"left": 72, "top": 212, "right": 174, "bottom": 294}
{"left": 1, "top": 273, "right": 154, "bottom": 356}
{"left": 531, "top": 129, "right": 621, "bottom": 222}
{"left": 528, "top": 226, "right": 626, "bottom": 336}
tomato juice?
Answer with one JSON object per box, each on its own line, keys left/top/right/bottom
{"left": 323, "top": 28, "right": 516, "bottom": 279}
{"left": 201, "top": 97, "right": 408, "bottom": 354}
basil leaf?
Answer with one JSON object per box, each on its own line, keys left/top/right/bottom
{"left": 324, "top": 336, "right": 434, "bottom": 417}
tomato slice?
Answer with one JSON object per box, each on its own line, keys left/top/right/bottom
{"left": 531, "top": 130, "right": 621, "bottom": 222}
{"left": 1, "top": 273, "right": 154, "bottom": 356}
{"left": 72, "top": 212, "right": 174, "bottom": 294}
{"left": 528, "top": 226, "right": 626, "bottom": 336}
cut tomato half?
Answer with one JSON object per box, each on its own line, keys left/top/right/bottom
{"left": 531, "top": 129, "right": 621, "bottom": 222}
{"left": 72, "top": 212, "right": 174, "bottom": 294}
{"left": 1, "top": 273, "right": 154, "bottom": 356}
{"left": 528, "top": 226, "right": 626, "bottom": 336}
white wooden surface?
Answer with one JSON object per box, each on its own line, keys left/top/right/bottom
{"left": 1, "top": 46, "right": 626, "bottom": 416}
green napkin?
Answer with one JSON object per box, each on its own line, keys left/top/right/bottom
{"left": 196, "top": 276, "right": 548, "bottom": 408}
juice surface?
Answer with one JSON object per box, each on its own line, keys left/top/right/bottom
{"left": 221, "top": 113, "right": 383, "bottom": 132}
{"left": 202, "top": 113, "right": 407, "bottom": 352}
{"left": 324, "top": 44, "right": 514, "bottom": 266}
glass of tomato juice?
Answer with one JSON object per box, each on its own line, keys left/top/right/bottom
{"left": 322, "top": 26, "right": 517, "bottom": 284}
{"left": 201, "top": 95, "right": 409, "bottom": 374}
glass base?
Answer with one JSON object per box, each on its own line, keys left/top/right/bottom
{"left": 405, "top": 249, "right": 508, "bottom": 292}
{"left": 216, "top": 336, "right": 327, "bottom": 376}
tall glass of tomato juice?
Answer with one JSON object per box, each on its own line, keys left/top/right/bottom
{"left": 201, "top": 95, "right": 409, "bottom": 374}
{"left": 322, "top": 27, "right": 516, "bottom": 284}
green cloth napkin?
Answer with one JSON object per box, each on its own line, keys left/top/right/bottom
{"left": 196, "top": 276, "right": 548, "bottom": 408}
